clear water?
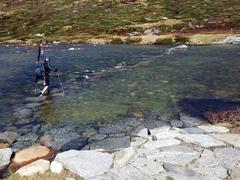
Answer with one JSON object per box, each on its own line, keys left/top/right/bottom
{"left": 0, "top": 44, "right": 240, "bottom": 130}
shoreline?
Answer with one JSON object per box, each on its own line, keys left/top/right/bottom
{"left": 0, "top": 33, "right": 240, "bottom": 47}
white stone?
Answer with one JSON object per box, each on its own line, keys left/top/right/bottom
{"left": 134, "top": 145, "right": 201, "bottom": 166}
{"left": 170, "top": 120, "right": 184, "bottom": 128}
{"left": 110, "top": 164, "right": 150, "bottom": 180}
{"left": 214, "top": 147, "right": 240, "bottom": 168}
{"left": 130, "top": 137, "right": 147, "bottom": 148}
{"left": 195, "top": 149, "right": 219, "bottom": 167}
{"left": 0, "top": 148, "right": 12, "bottom": 170}
{"left": 137, "top": 128, "right": 149, "bottom": 138}
{"left": 16, "top": 159, "right": 50, "bottom": 176}
{"left": 177, "top": 134, "right": 226, "bottom": 148}
{"left": 130, "top": 158, "right": 164, "bottom": 176}
{"left": 219, "top": 36, "right": 240, "bottom": 44}
{"left": 143, "top": 138, "right": 181, "bottom": 150}
{"left": 113, "top": 147, "right": 136, "bottom": 168}
{"left": 149, "top": 126, "right": 170, "bottom": 136}
{"left": 179, "top": 113, "right": 203, "bottom": 127}
{"left": 50, "top": 161, "right": 63, "bottom": 174}
{"left": 190, "top": 166, "right": 228, "bottom": 179}
{"left": 198, "top": 125, "right": 229, "bottom": 133}
{"left": 55, "top": 150, "right": 113, "bottom": 179}
{"left": 152, "top": 128, "right": 183, "bottom": 140}
{"left": 211, "top": 133, "right": 240, "bottom": 148}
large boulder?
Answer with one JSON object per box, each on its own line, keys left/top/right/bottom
{"left": 0, "top": 148, "right": 13, "bottom": 170}
{"left": 16, "top": 159, "right": 50, "bottom": 176}
{"left": 12, "top": 145, "right": 52, "bottom": 167}
{"left": 55, "top": 150, "right": 113, "bottom": 179}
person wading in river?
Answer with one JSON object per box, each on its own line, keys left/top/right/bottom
{"left": 35, "top": 44, "right": 58, "bottom": 96}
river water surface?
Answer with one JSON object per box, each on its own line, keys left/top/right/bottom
{"left": 0, "top": 44, "right": 240, "bottom": 132}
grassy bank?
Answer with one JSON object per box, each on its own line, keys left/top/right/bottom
{"left": 0, "top": 0, "right": 240, "bottom": 44}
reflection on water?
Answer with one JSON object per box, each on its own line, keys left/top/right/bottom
{"left": 0, "top": 44, "right": 240, "bottom": 130}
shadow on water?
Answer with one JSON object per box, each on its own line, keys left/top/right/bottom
{"left": 178, "top": 98, "right": 240, "bottom": 118}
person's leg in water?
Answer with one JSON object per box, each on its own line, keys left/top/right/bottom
{"left": 41, "top": 73, "right": 50, "bottom": 95}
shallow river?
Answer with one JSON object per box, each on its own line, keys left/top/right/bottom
{"left": 0, "top": 44, "right": 240, "bottom": 132}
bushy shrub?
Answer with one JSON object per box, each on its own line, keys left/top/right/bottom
{"left": 125, "top": 37, "right": 142, "bottom": 44}
{"left": 110, "top": 38, "right": 124, "bottom": 44}
{"left": 154, "top": 37, "right": 174, "bottom": 45}
{"left": 174, "top": 35, "right": 190, "bottom": 44}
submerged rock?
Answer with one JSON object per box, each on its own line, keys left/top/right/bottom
{"left": 13, "top": 108, "right": 33, "bottom": 119}
{"left": 0, "top": 131, "right": 18, "bottom": 144}
{"left": 0, "top": 148, "right": 12, "bottom": 170}
{"left": 55, "top": 150, "right": 113, "bottom": 179}
{"left": 86, "top": 136, "right": 130, "bottom": 152}
{"left": 16, "top": 159, "right": 50, "bottom": 176}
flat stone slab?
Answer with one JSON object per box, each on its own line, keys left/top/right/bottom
{"left": 181, "top": 127, "right": 207, "bottom": 134}
{"left": 110, "top": 164, "right": 150, "bottom": 180}
{"left": 170, "top": 120, "right": 184, "bottom": 128}
{"left": 12, "top": 145, "right": 52, "bottom": 167}
{"left": 0, "top": 148, "right": 12, "bottom": 170}
{"left": 214, "top": 147, "right": 240, "bottom": 168}
{"left": 55, "top": 150, "right": 113, "bottom": 179}
{"left": 143, "top": 138, "right": 181, "bottom": 150}
{"left": 177, "top": 134, "right": 226, "bottom": 148}
{"left": 133, "top": 145, "right": 201, "bottom": 166}
{"left": 211, "top": 133, "right": 240, "bottom": 148}
{"left": 113, "top": 147, "right": 136, "bottom": 168}
{"left": 130, "top": 158, "right": 165, "bottom": 176}
{"left": 198, "top": 125, "right": 229, "bottom": 133}
{"left": 16, "top": 159, "right": 50, "bottom": 176}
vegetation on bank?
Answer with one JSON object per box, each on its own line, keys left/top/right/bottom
{"left": 0, "top": 0, "right": 240, "bottom": 44}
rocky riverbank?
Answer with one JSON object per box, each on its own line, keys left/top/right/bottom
{"left": 1, "top": 117, "right": 240, "bottom": 180}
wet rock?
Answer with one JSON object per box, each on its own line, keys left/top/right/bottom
{"left": 0, "top": 148, "right": 12, "bottom": 170}
{"left": 32, "top": 124, "right": 41, "bottom": 134}
{"left": 179, "top": 113, "right": 203, "bottom": 127}
{"left": 13, "top": 108, "right": 33, "bottom": 119}
{"left": 16, "top": 133, "right": 38, "bottom": 143}
{"left": 210, "top": 133, "right": 240, "bottom": 148}
{"left": 130, "top": 125, "right": 146, "bottom": 136}
{"left": 143, "top": 119, "right": 170, "bottom": 129}
{"left": 0, "top": 131, "right": 18, "bottom": 144}
{"left": 82, "top": 128, "right": 97, "bottom": 137}
{"left": 11, "top": 141, "right": 34, "bottom": 152}
{"left": 198, "top": 125, "right": 229, "bottom": 133}
{"left": 113, "top": 147, "right": 136, "bottom": 168}
{"left": 12, "top": 145, "right": 52, "bottom": 167}
{"left": 16, "top": 159, "right": 50, "bottom": 176}
{"left": 214, "top": 147, "right": 240, "bottom": 168}
{"left": 55, "top": 150, "right": 113, "bottom": 179}
{"left": 143, "top": 138, "right": 181, "bottom": 150}
{"left": 177, "top": 134, "right": 226, "bottom": 148}
{"left": 41, "top": 127, "right": 83, "bottom": 151}
{"left": 98, "top": 124, "right": 125, "bottom": 135}
{"left": 163, "top": 163, "right": 195, "bottom": 177}
{"left": 25, "top": 103, "right": 40, "bottom": 109}
{"left": 89, "top": 133, "right": 107, "bottom": 142}
{"left": 60, "top": 137, "right": 88, "bottom": 151}
{"left": 25, "top": 96, "right": 46, "bottom": 103}
{"left": 166, "top": 45, "right": 188, "bottom": 54}
{"left": 50, "top": 161, "right": 63, "bottom": 174}
{"left": 170, "top": 120, "right": 183, "bottom": 128}
{"left": 87, "top": 136, "right": 130, "bottom": 152}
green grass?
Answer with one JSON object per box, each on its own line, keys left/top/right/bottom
{"left": 0, "top": 0, "right": 240, "bottom": 43}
